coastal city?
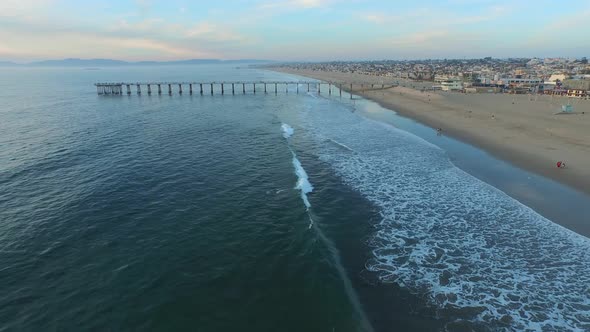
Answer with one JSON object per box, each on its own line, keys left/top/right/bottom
{"left": 273, "top": 57, "right": 590, "bottom": 98}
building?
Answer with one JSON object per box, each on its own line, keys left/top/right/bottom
{"left": 566, "top": 89, "right": 588, "bottom": 98}
{"left": 563, "top": 79, "right": 590, "bottom": 91}
{"left": 502, "top": 78, "right": 543, "bottom": 85}
{"left": 548, "top": 74, "right": 567, "bottom": 82}
{"left": 440, "top": 79, "right": 463, "bottom": 91}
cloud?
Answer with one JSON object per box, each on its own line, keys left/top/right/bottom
{"left": 0, "top": 0, "right": 55, "bottom": 17}
{"left": 258, "top": 0, "right": 333, "bottom": 11}
{"left": 390, "top": 30, "right": 452, "bottom": 46}
{"left": 106, "top": 18, "right": 250, "bottom": 44}
{"left": 523, "top": 7, "right": 590, "bottom": 51}
{"left": 0, "top": 28, "right": 218, "bottom": 60}
{"left": 544, "top": 8, "right": 590, "bottom": 31}
{"left": 362, "top": 14, "right": 387, "bottom": 24}
{"left": 361, "top": 4, "right": 511, "bottom": 27}
{"left": 134, "top": 0, "right": 152, "bottom": 16}
{"left": 185, "top": 22, "right": 246, "bottom": 42}
{"left": 0, "top": 12, "right": 252, "bottom": 61}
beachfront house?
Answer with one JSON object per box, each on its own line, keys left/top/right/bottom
{"left": 503, "top": 78, "right": 543, "bottom": 85}
{"left": 566, "top": 89, "right": 588, "bottom": 98}
{"left": 562, "top": 79, "right": 590, "bottom": 98}
{"left": 549, "top": 74, "right": 567, "bottom": 82}
{"left": 440, "top": 79, "right": 463, "bottom": 91}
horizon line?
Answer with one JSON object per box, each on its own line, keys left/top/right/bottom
{"left": 1, "top": 56, "right": 588, "bottom": 66}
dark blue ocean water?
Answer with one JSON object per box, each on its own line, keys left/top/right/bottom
{"left": 1, "top": 65, "right": 589, "bottom": 331}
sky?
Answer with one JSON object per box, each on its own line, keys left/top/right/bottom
{"left": 0, "top": 0, "right": 589, "bottom": 62}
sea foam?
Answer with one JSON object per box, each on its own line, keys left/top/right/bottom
{"left": 281, "top": 124, "right": 314, "bottom": 227}
{"left": 281, "top": 123, "right": 294, "bottom": 139}
{"left": 292, "top": 155, "right": 314, "bottom": 209}
{"left": 299, "top": 101, "right": 590, "bottom": 331}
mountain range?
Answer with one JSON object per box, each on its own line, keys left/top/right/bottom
{"left": 0, "top": 58, "right": 274, "bottom": 67}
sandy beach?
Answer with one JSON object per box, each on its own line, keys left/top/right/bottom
{"left": 272, "top": 68, "right": 590, "bottom": 195}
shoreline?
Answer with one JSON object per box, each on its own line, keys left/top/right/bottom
{"left": 270, "top": 68, "right": 590, "bottom": 196}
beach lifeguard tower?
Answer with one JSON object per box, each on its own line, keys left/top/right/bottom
{"left": 561, "top": 104, "right": 573, "bottom": 113}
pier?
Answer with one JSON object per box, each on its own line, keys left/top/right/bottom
{"left": 94, "top": 81, "right": 397, "bottom": 99}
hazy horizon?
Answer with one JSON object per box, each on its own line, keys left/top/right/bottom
{"left": 4, "top": 56, "right": 589, "bottom": 66}
{"left": 1, "top": 0, "right": 589, "bottom": 62}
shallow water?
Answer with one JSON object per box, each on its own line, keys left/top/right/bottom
{"left": 1, "top": 65, "right": 589, "bottom": 331}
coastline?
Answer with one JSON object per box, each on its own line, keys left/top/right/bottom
{"left": 270, "top": 68, "right": 590, "bottom": 196}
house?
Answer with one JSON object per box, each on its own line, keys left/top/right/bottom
{"left": 440, "top": 79, "right": 463, "bottom": 91}
{"left": 548, "top": 74, "right": 567, "bottom": 82}
{"left": 566, "top": 89, "right": 588, "bottom": 98}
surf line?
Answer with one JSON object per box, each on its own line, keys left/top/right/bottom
{"left": 281, "top": 123, "right": 375, "bottom": 332}
{"left": 281, "top": 123, "right": 315, "bottom": 229}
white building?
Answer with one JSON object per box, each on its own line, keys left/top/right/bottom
{"left": 440, "top": 79, "right": 463, "bottom": 91}
{"left": 503, "top": 78, "right": 543, "bottom": 85}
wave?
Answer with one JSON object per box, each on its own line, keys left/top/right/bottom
{"left": 300, "top": 101, "right": 590, "bottom": 331}
{"left": 281, "top": 123, "right": 314, "bottom": 228}
{"left": 292, "top": 154, "right": 314, "bottom": 209}
{"left": 281, "top": 123, "right": 294, "bottom": 139}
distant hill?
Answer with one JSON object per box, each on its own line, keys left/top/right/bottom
{"left": 29, "top": 58, "right": 129, "bottom": 66}
{"left": 0, "top": 61, "right": 20, "bottom": 66}
{"left": 0, "top": 58, "right": 275, "bottom": 67}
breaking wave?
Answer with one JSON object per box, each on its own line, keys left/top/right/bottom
{"left": 300, "top": 103, "right": 590, "bottom": 331}
{"left": 292, "top": 155, "right": 313, "bottom": 209}
{"left": 281, "top": 123, "right": 314, "bottom": 228}
{"left": 281, "top": 123, "right": 294, "bottom": 139}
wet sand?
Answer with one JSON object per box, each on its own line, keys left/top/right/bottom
{"left": 272, "top": 68, "right": 590, "bottom": 196}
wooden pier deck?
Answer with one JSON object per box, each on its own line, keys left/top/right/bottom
{"left": 94, "top": 81, "right": 397, "bottom": 98}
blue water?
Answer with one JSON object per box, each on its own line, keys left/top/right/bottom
{"left": 1, "top": 65, "right": 589, "bottom": 331}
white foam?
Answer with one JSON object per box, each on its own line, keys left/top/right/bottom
{"left": 292, "top": 155, "right": 314, "bottom": 209}
{"left": 281, "top": 123, "right": 315, "bottom": 227}
{"left": 281, "top": 123, "right": 294, "bottom": 139}
{"left": 297, "top": 101, "right": 590, "bottom": 331}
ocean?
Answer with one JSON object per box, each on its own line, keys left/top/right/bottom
{"left": 1, "top": 65, "right": 589, "bottom": 331}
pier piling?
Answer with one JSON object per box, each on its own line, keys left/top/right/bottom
{"left": 179, "top": 84, "right": 182, "bottom": 94}
{"left": 136, "top": 84, "right": 141, "bottom": 95}
{"left": 168, "top": 84, "right": 172, "bottom": 95}
{"left": 158, "top": 84, "right": 162, "bottom": 95}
